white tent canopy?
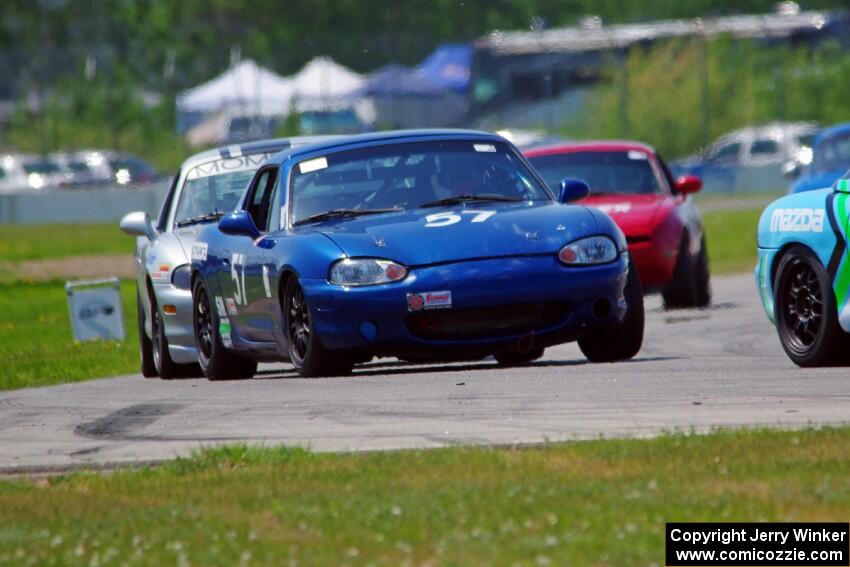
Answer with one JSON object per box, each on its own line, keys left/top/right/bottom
{"left": 291, "top": 56, "right": 364, "bottom": 112}
{"left": 176, "top": 59, "right": 294, "bottom": 116}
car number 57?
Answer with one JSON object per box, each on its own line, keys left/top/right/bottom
{"left": 424, "top": 210, "right": 496, "bottom": 227}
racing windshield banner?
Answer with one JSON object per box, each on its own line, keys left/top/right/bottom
{"left": 666, "top": 522, "right": 849, "bottom": 566}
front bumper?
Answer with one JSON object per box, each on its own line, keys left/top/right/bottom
{"left": 301, "top": 253, "right": 630, "bottom": 357}
{"left": 153, "top": 283, "right": 197, "bottom": 364}
{"left": 755, "top": 247, "right": 777, "bottom": 325}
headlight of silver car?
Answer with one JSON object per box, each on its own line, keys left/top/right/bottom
{"left": 171, "top": 264, "right": 192, "bottom": 290}
{"left": 558, "top": 236, "right": 618, "bottom": 265}
{"left": 329, "top": 258, "right": 408, "bottom": 286}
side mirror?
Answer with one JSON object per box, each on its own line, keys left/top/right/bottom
{"left": 119, "top": 211, "right": 156, "bottom": 240}
{"left": 219, "top": 210, "right": 260, "bottom": 239}
{"left": 675, "top": 175, "right": 702, "bottom": 195}
{"left": 558, "top": 178, "right": 591, "bottom": 204}
{"left": 782, "top": 160, "right": 801, "bottom": 179}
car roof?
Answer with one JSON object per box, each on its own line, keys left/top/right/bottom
{"left": 178, "top": 136, "right": 342, "bottom": 170}
{"left": 263, "top": 129, "right": 506, "bottom": 165}
{"left": 523, "top": 140, "right": 656, "bottom": 158}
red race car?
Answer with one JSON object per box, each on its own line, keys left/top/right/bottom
{"left": 524, "top": 141, "right": 710, "bottom": 309}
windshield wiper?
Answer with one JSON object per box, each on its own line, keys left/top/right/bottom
{"left": 176, "top": 210, "right": 225, "bottom": 227}
{"left": 419, "top": 194, "right": 523, "bottom": 208}
{"left": 293, "top": 207, "right": 402, "bottom": 227}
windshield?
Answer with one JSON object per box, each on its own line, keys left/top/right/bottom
{"left": 528, "top": 150, "right": 662, "bottom": 195}
{"left": 173, "top": 165, "right": 255, "bottom": 227}
{"left": 812, "top": 134, "right": 850, "bottom": 174}
{"left": 289, "top": 140, "right": 549, "bottom": 224}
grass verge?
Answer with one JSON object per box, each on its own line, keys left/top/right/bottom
{"left": 0, "top": 279, "right": 139, "bottom": 391}
{"left": 703, "top": 207, "right": 760, "bottom": 275}
{"left": 1, "top": 427, "right": 848, "bottom": 565}
{"left": 0, "top": 223, "right": 132, "bottom": 263}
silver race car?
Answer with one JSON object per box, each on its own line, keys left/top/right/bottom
{"left": 120, "top": 137, "right": 334, "bottom": 378}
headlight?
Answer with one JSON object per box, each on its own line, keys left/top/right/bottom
{"left": 329, "top": 258, "right": 408, "bottom": 286}
{"left": 171, "top": 264, "right": 192, "bottom": 290}
{"left": 558, "top": 236, "right": 618, "bottom": 265}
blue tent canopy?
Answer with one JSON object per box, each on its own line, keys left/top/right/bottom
{"left": 360, "top": 65, "right": 446, "bottom": 97}
{"left": 417, "top": 43, "right": 472, "bottom": 92}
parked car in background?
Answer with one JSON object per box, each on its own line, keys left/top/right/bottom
{"left": 107, "top": 153, "right": 160, "bottom": 185}
{"left": 120, "top": 136, "right": 335, "bottom": 379}
{"left": 0, "top": 154, "right": 65, "bottom": 190}
{"left": 525, "top": 141, "right": 710, "bottom": 309}
{"left": 0, "top": 154, "right": 29, "bottom": 191}
{"left": 788, "top": 123, "right": 850, "bottom": 194}
{"left": 671, "top": 122, "right": 819, "bottom": 194}
{"left": 51, "top": 150, "right": 113, "bottom": 188}
{"left": 55, "top": 149, "right": 161, "bottom": 187}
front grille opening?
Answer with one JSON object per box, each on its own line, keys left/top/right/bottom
{"left": 406, "top": 302, "right": 569, "bottom": 340}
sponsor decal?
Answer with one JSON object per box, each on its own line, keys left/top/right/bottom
{"left": 594, "top": 203, "right": 632, "bottom": 214}
{"left": 225, "top": 298, "right": 238, "bottom": 317}
{"left": 299, "top": 157, "right": 328, "bottom": 174}
{"left": 407, "top": 290, "right": 452, "bottom": 311}
{"left": 231, "top": 253, "right": 247, "bottom": 305}
{"left": 186, "top": 153, "right": 275, "bottom": 180}
{"left": 219, "top": 321, "right": 233, "bottom": 348}
{"left": 770, "top": 208, "right": 825, "bottom": 233}
{"left": 262, "top": 265, "right": 272, "bottom": 298}
{"left": 473, "top": 143, "right": 497, "bottom": 152}
{"left": 191, "top": 242, "right": 208, "bottom": 261}
{"left": 627, "top": 150, "right": 648, "bottom": 160}
{"left": 214, "top": 296, "right": 228, "bottom": 318}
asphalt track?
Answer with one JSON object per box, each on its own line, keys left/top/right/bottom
{"left": 2, "top": 273, "right": 850, "bottom": 473}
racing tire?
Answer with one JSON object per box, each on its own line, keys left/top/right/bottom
{"left": 193, "top": 277, "right": 257, "bottom": 381}
{"left": 150, "top": 295, "right": 181, "bottom": 379}
{"left": 494, "top": 347, "right": 545, "bottom": 366}
{"left": 693, "top": 236, "right": 712, "bottom": 308}
{"left": 662, "top": 234, "right": 699, "bottom": 310}
{"left": 137, "top": 292, "right": 158, "bottom": 378}
{"left": 774, "top": 246, "right": 846, "bottom": 367}
{"left": 578, "top": 255, "right": 644, "bottom": 362}
{"left": 283, "top": 277, "right": 353, "bottom": 378}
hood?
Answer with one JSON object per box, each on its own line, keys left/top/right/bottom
{"left": 307, "top": 201, "right": 598, "bottom": 267}
{"left": 579, "top": 194, "right": 664, "bottom": 235}
{"left": 792, "top": 169, "right": 845, "bottom": 194}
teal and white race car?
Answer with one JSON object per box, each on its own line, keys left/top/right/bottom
{"left": 756, "top": 171, "right": 850, "bottom": 366}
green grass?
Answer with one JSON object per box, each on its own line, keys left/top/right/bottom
{"left": 703, "top": 207, "right": 761, "bottom": 275}
{"left": 0, "top": 280, "right": 139, "bottom": 390}
{"left": 0, "top": 224, "right": 133, "bottom": 263}
{"left": 0, "top": 427, "right": 847, "bottom": 565}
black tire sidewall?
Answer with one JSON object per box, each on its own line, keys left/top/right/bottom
{"left": 137, "top": 291, "right": 157, "bottom": 378}
{"left": 663, "top": 233, "right": 698, "bottom": 309}
{"left": 283, "top": 278, "right": 350, "bottom": 377}
{"left": 579, "top": 254, "right": 644, "bottom": 362}
{"left": 193, "top": 277, "right": 221, "bottom": 378}
{"left": 284, "top": 278, "right": 314, "bottom": 372}
{"left": 773, "top": 246, "right": 842, "bottom": 366}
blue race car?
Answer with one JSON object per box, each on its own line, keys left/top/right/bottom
{"left": 756, "top": 170, "right": 850, "bottom": 366}
{"left": 789, "top": 123, "right": 850, "bottom": 194}
{"left": 190, "top": 130, "right": 644, "bottom": 379}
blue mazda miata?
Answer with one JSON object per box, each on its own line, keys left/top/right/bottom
{"left": 189, "top": 130, "right": 644, "bottom": 378}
